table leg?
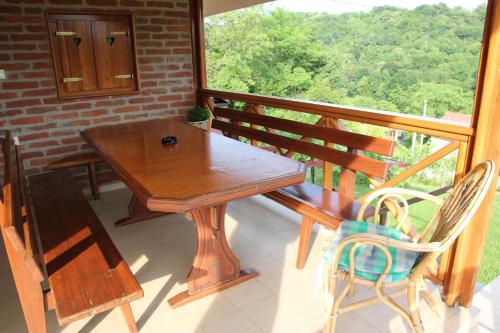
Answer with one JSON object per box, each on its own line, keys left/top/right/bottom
{"left": 168, "top": 203, "right": 258, "bottom": 308}
{"left": 115, "top": 195, "right": 168, "bottom": 227}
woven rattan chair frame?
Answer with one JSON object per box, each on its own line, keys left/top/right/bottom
{"left": 323, "top": 161, "right": 496, "bottom": 333}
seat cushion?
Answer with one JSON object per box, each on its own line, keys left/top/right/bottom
{"left": 322, "top": 221, "right": 419, "bottom": 283}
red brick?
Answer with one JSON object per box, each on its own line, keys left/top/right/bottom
{"left": 21, "top": 151, "right": 44, "bottom": 160}
{"left": 11, "top": 33, "right": 46, "bottom": 42}
{"left": 0, "top": 92, "right": 17, "bottom": 99}
{"left": 0, "top": 6, "right": 22, "bottom": 14}
{"left": 25, "top": 25, "right": 46, "bottom": 32}
{"left": 142, "top": 103, "right": 168, "bottom": 110}
{"left": 25, "top": 106, "right": 55, "bottom": 114}
{"left": 81, "top": 109, "right": 109, "bottom": 117}
{"left": 147, "top": 1, "right": 174, "bottom": 8}
{"left": 137, "top": 25, "right": 163, "bottom": 32}
{"left": 113, "top": 105, "right": 140, "bottom": 113}
{"left": 6, "top": 98, "right": 41, "bottom": 108}
{"left": 92, "top": 116, "right": 120, "bottom": 124}
{"left": 86, "top": 0, "right": 117, "bottom": 5}
{"left": 0, "top": 43, "right": 36, "bottom": 51}
{"left": 29, "top": 140, "right": 59, "bottom": 148}
{"left": 151, "top": 18, "right": 177, "bottom": 25}
{"left": 33, "top": 61, "right": 52, "bottom": 69}
{"left": 21, "top": 70, "right": 53, "bottom": 79}
{"left": 141, "top": 81, "right": 158, "bottom": 87}
{"left": 136, "top": 10, "right": 162, "bottom": 16}
{"left": 128, "top": 97, "right": 155, "bottom": 104}
{"left": 50, "top": 112, "right": 79, "bottom": 120}
{"left": 158, "top": 94, "right": 182, "bottom": 102}
{"left": 6, "top": 109, "right": 23, "bottom": 116}
{"left": 171, "top": 86, "right": 193, "bottom": 93}
{"left": 47, "top": 145, "right": 78, "bottom": 156}
{"left": 49, "top": 0, "right": 81, "bottom": 4}
{"left": 3, "top": 81, "right": 38, "bottom": 90}
{"left": 62, "top": 137, "right": 83, "bottom": 144}
{"left": 24, "top": 7, "right": 44, "bottom": 15}
{"left": 169, "top": 71, "right": 191, "bottom": 78}
{"left": 166, "top": 40, "right": 190, "bottom": 47}
{"left": 152, "top": 33, "right": 177, "bottom": 40}
{"left": 145, "top": 49, "right": 171, "bottom": 55}
{"left": 10, "top": 116, "right": 44, "bottom": 125}
{"left": 124, "top": 112, "right": 148, "bottom": 120}
{"left": 164, "top": 10, "right": 189, "bottom": 18}
{"left": 170, "top": 100, "right": 193, "bottom": 108}
{"left": 30, "top": 157, "right": 59, "bottom": 167}
{"left": 40, "top": 80, "right": 56, "bottom": 88}
{"left": 94, "top": 99, "right": 125, "bottom": 107}
{"left": 22, "top": 88, "right": 56, "bottom": 97}
{"left": 120, "top": 0, "right": 144, "bottom": 6}
{"left": 62, "top": 103, "right": 92, "bottom": 111}
{"left": 28, "top": 123, "right": 57, "bottom": 131}
{"left": 141, "top": 73, "right": 166, "bottom": 79}
{"left": 20, "top": 132, "right": 50, "bottom": 142}
{"left": 65, "top": 119, "right": 91, "bottom": 127}
{"left": 167, "top": 25, "right": 189, "bottom": 32}
{"left": 13, "top": 52, "right": 49, "bottom": 60}
{"left": 172, "top": 48, "right": 191, "bottom": 55}
{"left": 51, "top": 130, "right": 75, "bottom": 137}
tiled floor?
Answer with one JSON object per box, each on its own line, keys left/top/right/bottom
{"left": 0, "top": 188, "right": 489, "bottom": 332}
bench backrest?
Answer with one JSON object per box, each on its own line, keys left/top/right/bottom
{"left": 0, "top": 131, "right": 46, "bottom": 332}
{"left": 212, "top": 107, "right": 395, "bottom": 196}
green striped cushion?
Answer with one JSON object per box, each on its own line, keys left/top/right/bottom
{"left": 322, "top": 221, "right": 419, "bottom": 282}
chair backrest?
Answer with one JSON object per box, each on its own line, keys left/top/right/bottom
{"left": 1, "top": 131, "right": 46, "bottom": 332}
{"left": 212, "top": 106, "right": 395, "bottom": 195}
{"left": 428, "top": 160, "right": 495, "bottom": 251}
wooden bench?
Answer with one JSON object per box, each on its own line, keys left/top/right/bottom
{"left": 211, "top": 107, "right": 395, "bottom": 268}
{"left": 0, "top": 131, "right": 143, "bottom": 332}
{"left": 47, "top": 152, "right": 102, "bottom": 200}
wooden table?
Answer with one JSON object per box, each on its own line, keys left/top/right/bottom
{"left": 81, "top": 119, "right": 306, "bottom": 307}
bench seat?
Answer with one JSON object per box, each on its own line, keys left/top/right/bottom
{"left": 29, "top": 170, "right": 143, "bottom": 325}
{"left": 264, "top": 182, "right": 374, "bottom": 268}
{"left": 264, "top": 182, "right": 373, "bottom": 228}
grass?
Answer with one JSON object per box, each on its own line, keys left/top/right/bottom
{"left": 478, "top": 193, "right": 500, "bottom": 283}
{"left": 401, "top": 192, "right": 500, "bottom": 284}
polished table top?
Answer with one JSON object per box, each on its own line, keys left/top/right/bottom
{"left": 82, "top": 119, "right": 306, "bottom": 212}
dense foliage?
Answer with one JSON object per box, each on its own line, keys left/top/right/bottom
{"left": 205, "top": 4, "right": 486, "bottom": 119}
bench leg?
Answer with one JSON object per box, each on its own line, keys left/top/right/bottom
{"left": 120, "top": 303, "right": 138, "bottom": 333}
{"left": 296, "top": 216, "right": 314, "bottom": 269}
{"left": 87, "top": 162, "right": 99, "bottom": 200}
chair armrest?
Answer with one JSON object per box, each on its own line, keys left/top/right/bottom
{"left": 357, "top": 187, "right": 444, "bottom": 222}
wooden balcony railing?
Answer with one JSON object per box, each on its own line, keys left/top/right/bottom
{"left": 201, "top": 87, "right": 476, "bottom": 285}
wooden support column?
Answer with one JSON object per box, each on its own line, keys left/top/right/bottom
{"left": 444, "top": 0, "right": 500, "bottom": 307}
{"left": 189, "top": 0, "right": 207, "bottom": 105}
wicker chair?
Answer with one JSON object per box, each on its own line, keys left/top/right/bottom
{"left": 323, "top": 161, "right": 496, "bottom": 333}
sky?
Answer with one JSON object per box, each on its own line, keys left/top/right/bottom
{"left": 266, "top": 0, "right": 486, "bottom": 14}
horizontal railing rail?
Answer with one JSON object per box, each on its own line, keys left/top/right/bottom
{"left": 201, "top": 88, "right": 474, "bottom": 141}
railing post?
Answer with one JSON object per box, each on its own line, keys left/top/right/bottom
{"left": 444, "top": 0, "right": 500, "bottom": 307}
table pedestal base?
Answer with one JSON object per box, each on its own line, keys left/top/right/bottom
{"left": 115, "top": 195, "right": 168, "bottom": 227}
{"left": 168, "top": 204, "right": 258, "bottom": 307}
{"left": 168, "top": 269, "right": 258, "bottom": 308}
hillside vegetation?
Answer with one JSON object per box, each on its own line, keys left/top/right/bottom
{"left": 205, "top": 4, "right": 486, "bottom": 118}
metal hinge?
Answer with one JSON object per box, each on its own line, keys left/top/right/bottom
{"left": 110, "top": 31, "right": 129, "bottom": 36}
{"left": 114, "top": 74, "right": 133, "bottom": 80}
{"left": 55, "top": 31, "right": 76, "bottom": 36}
{"left": 62, "top": 77, "right": 83, "bottom": 83}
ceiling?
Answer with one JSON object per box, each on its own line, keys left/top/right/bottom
{"left": 204, "top": 0, "right": 274, "bottom": 17}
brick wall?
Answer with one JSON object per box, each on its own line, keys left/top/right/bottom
{"left": 0, "top": 0, "right": 195, "bottom": 185}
